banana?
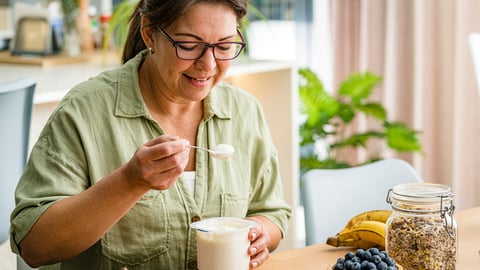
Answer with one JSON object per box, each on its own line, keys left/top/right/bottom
{"left": 339, "top": 210, "right": 392, "bottom": 234}
{"left": 326, "top": 210, "right": 391, "bottom": 250}
{"left": 327, "top": 220, "right": 387, "bottom": 250}
{"left": 326, "top": 237, "right": 380, "bottom": 250}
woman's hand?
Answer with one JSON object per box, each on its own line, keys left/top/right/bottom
{"left": 125, "top": 134, "right": 190, "bottom": 190}
{"left": 247, "top": 217, "right": 274, "bottom": 269}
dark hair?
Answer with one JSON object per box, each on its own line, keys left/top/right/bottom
{"left": 122, "top": 0, "right": 248, "bottom": 63}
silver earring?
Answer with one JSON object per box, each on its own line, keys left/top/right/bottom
{"left": 148, "top": 47, "right": 155, "bottom": 55}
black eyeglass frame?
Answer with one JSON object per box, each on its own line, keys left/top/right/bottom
{"left": 156, "top": 26, "right": 247, "bottom": 61}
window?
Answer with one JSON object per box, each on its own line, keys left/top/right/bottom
{"left": 248, "top": 0, "right": 295, "bottom": 21}
{"left": 246, "top": 0, "right": 332, "bottom": 90}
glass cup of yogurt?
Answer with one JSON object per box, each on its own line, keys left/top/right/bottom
{"left": 191, "top": 217, "right": 257, "bottom": 270}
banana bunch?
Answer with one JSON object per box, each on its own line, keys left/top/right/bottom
{"left": 326, "top": 209, "right": 392, "bottom": 250}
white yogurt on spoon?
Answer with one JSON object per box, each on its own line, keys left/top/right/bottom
{"left": 190, "top": 144, "right": 235, "bottom": 160}
{"left": 209, "top": 144, "right": 235, "bottom": 160}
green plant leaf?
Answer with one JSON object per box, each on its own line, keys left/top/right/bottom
{"left": 300, "top": 155, "right": 350, "bottom": 173}
{"left": 385, "top": 122, "right": 422, "bottom": 152}
{"left": 337, "top": 103, "right": 355, "bottom": 123}
{"left": 300, "top": 125, "right": 324, "bottom": 145}
{"left": 331, "top": 131, "right": 386, "bottom": 149}
{"left": 299, "top": 68, "right": 339, "bottom": 126}
{"left": 355, "top": 102, "right": 388, "bottom": 121}
{"left": 103, "top": 0, "right": 138, "bottom": 55}
{"left": 338, "top": 72, "right": 382, "bottom": 104}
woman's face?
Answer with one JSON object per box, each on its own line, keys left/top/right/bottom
{"left": 147, "top": 3, "right": 239, "bottom": 102}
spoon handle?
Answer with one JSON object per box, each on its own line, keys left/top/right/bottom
{"left": 190, "top": 145, "right": 214, "bottom": 154}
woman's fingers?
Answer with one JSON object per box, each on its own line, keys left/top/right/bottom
{"left": 142, "top": 135, "right": 189, "bottom": 161}
{"left": 144, "top": 134, "right": 179, "bottom": 146}
{"left": 126, "top": 135, "right": 190, "bottom": 190}
{"left": 249, "top": 247, "right": 269, "bottom": 269}
{"left": 247, "top": 219, "right": 271, "bottom": 269}
{"left": 248, "top": 230, "right": 269, "bottom": 257}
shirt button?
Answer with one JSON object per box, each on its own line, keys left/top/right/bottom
{"left": 191, "top": 215, "right": 201, "bottom": 222}
{"left": 187, "top": 259, "right": 197, "bottom": 269}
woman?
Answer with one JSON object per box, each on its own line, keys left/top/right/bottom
{"left": 10, "top": 0, "right": 292, "bottom": 269}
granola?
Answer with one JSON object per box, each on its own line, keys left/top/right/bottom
{"left": 386, "top": 215, "right": 457, "bottom": 270}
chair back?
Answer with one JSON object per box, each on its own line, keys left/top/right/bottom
{"left": 0, "top": 78, "right": 35, "bottom": 244}
{"left": 301, "top": 158, "right": 422, "bottom": 246}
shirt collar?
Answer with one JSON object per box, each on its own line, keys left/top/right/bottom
{"left": 114, "top": 50, "right": 149, "bottom": 118}
{"left": 204, "top": 83, "right": 232, "bottom": 120}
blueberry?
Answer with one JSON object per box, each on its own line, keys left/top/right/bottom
{"left": 378, "top": 252, "right": 386, "bottom": 260}
{"left": 345, "top": 252, "right": 356, "bottom": 260}
{"left": 383, "top": 257, "right": 395, "bottom": 266}
{"left": 352, "top": 262, "right": 362, "bottom": 270}
{"left": 334, "top": 262, "right": 345, "bottom": 270}
{"left": 360, "top": 260, "right": 370, "bottom": 270}
{"left": 377, "top": 262, "right": 388, "bottom": 270}
{"left": 386, "top": 267, "right": 398, "bottom": 270}
{"left": 367, "top": 262, "right": 377, "bottom": 270}
{"left": 344, "top": 260, "right": 354, "bottom": 269}
{"left": 351, "top": 256, "right": 361, "bottom": 263}
{"left": 356, "top": 248, "right": 365, "bottom": 259}
{"left": 368, "top": 247, "right": 380, "bottom": 255}
{"left": 372, "top": 255, "right": 382, "bottom": 265}
{"left": 337, "top": 257, "right": 345, "bottom": 264}
{"left": 363, "top": 251, "right": 372, "bottom": 261}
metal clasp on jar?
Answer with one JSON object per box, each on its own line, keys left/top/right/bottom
{"left": 440, "top": 194, "right": 456, "bottom": 239}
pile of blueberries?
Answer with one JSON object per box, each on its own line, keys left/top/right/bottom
{"left": 332, "top": 248, "right": 399, "bottom": 270}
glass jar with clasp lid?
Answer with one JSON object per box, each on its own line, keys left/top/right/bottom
{"left": 385, "top": 183, "right": 457, "bottom": 270}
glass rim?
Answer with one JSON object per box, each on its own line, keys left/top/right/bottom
{"left": 190, "top": 217, "right": 256, "bottom": 233}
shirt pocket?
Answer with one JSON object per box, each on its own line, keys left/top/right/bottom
{"left": 220, "top": 193, "right": 250, "bottom": 217}
{"left": 102, "top": 190, "right": 170, "bottom": 265}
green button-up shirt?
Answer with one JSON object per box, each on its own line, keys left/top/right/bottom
{"left": 10, "top": 50, "right": 292, "bottom": 270}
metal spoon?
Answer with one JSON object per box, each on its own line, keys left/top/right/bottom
{"left": 190, "top": 144, "right": 235, "bottom": 160}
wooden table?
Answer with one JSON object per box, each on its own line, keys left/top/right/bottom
{"left": 259, "top": 207, "right": 480, "bottom": 270}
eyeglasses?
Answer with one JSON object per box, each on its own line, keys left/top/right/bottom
{"left": 156, "top": 27, "right": 246, "bottom": 61}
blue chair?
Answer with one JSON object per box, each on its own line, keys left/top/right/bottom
{"left": 301, "top": 158, "right": 423, "bottom": 246}
{"left": 0, "top": 78, "right": 36, "bottom": 270}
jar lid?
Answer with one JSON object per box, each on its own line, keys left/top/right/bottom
{"left": 393, "top": 182, "right": 452, "bottom": 197}
{"left": 389, "top": 182, "right": 454, "bottom": 207}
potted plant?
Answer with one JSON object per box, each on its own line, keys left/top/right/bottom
{"left": 101, "top": 0, "right": 136, "bottom": 56}
{"left": 298, "top": 68, "right": 423, "bottom": 174}
{"left": 60, "top": 0, "right": 81, "bottom": 56}
{"left": 60, "top": 0, "right": 78, "bottom": 35}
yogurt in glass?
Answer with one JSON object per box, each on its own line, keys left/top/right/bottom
{"left": 191, "top": 217, "right": 257, "bottom": 270}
